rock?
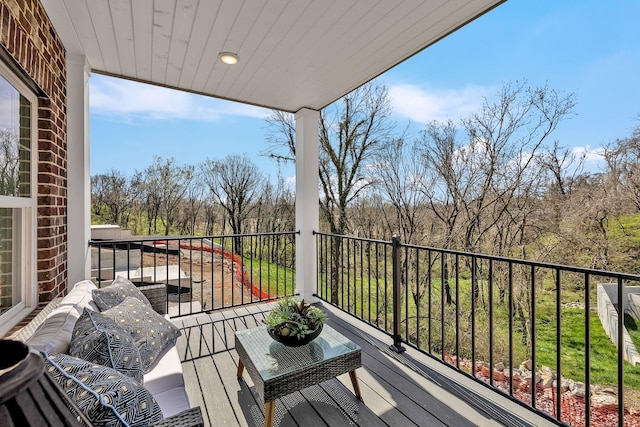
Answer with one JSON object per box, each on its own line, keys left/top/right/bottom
{"left": 591, "top": 392, "right": 618, "bottom": 407}
{"left": 522, "top": 372, "right": 541, "bottom": 386}
{"left": 571, "top": 382, "right": 586, "bottom": 397}
{"left": 520, "top": 359, "right": 532, "bottom": 371}
{"left": 494, "top": 362, "right": 505, "bottom": 372}
{"left": 540, "top": 374, "right": 554, "bottom": 388}
{"left": 541, "top": 366, "right": 554, "bottom": 377}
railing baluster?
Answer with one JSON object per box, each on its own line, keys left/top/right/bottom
{"left": 471, "top": 256, "right": 476, "bottom": 377}
{"left": 489, "top": 259, "right": 494, "bottom": 387}
{"left": 390, "top": 235, "right": 405, "bottom": 353}
{"left": 531, "top": 264, "right": 536, "bottom": 409}
{"left": 618, "top": 276, "right": 624, "bottom": 427}
{"left": 440, "top": 252, "right": 445, "bottom": 362}
{"left": 416, "top": 248, "right": 421, "bottom": 349}
{"left": 555, "top": 268, "right": 561, "bottom": 422}
{"left": 508, "top": 262, "right": 513, "bottom": 397}
{"left": 585, "top": 273, "right": 591, "bottom": 426}
{"left": 455, "top": 253, "right": 459, "bottom": 370}
{"left": 426, "top": 249, "right": 430, "bottom": 352}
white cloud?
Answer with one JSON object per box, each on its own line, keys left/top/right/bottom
{"left": 572, "top": 145, "right": 606, "bottom": 172}
{"left": 90, "top": 76, "right": 269, "bottom": 122}
{"left": 388, "top": 84, "right": 493, "bottom": 124}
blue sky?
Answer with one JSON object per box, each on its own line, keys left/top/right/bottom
{"left": 90, "top": 0, "right": 640, "bottom": 182}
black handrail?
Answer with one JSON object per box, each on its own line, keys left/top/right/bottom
{"left": 89, "top": 232, "right": 298, "bottom": 316}
{"left": 314, "top": 231, "right": 640, "bottom": 427}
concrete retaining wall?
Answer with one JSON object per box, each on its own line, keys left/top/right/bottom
{"left": 597, "top": 284, "right": 640, "bottom": 365}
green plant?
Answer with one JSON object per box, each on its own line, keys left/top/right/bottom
{"left": 264, "top": 297, "right": 327, "bottom": 339}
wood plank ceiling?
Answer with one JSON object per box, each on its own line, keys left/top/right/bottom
{"left": 43, "top": 0, "right": 505, "bottom": 112}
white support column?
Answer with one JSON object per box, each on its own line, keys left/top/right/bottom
{"left": 66, "top": 54, "right": 91, "bottom": 288}
{"left": 295, "top": 108, "right": 320, "bottom": 302}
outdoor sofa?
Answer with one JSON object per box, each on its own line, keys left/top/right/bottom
{"left": 17, "top": 277, "right": 203, "bottom": 426}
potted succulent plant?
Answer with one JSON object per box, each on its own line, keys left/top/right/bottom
{"left": 264, "top": 297, "right": 327, "bottom": 346}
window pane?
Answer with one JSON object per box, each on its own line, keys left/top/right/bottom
{"left": 0, "top": 75, "right": 31, "bottom": 197}
{"left": 0, "top": 208, "right": 17, "bottom": 314}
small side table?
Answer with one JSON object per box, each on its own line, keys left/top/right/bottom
{"left": 235, "top": 325, "right": 362, "bottom": 427}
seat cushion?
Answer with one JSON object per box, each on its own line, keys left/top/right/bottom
{"left": 25, "top": 280, "right": 98, "bottom": 353}
{"left": 92, "top": 277, "right": 153, "bottom": 311}
{"left": 43, "top": 352, "right": 163, "bottom": 427}
{"left": 150, "top": 387, "right": 191, "bottom": 419}
{"left": 69, "top": 308, "right": 145, "bottom": 382}
{"left": 143, "top": 346, "right": 184, "bottom": 396}
{"left": 101, "top": 296, "right": 181, "bottom": 371}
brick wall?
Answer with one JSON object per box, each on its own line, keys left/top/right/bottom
{"left": 0, "top": 0, "right": 67, "bottom": 303}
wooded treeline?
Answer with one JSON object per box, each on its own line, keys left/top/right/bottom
{"left": 91, "top": 81, "right": 640, "bottom": 274}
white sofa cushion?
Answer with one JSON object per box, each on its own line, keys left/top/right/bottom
{"left": 143, "top": 345, "right": 184, "bottom": 394}
{"left": 151, "top": 387, "right": 191, "bottom": 418}
{"left": 25, "top": 280, "right": 98, "bottom": 353}
{"left": 143, "top": 346, "right": 190, "bottom": 417}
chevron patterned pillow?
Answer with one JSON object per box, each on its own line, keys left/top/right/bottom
{"left": 42, "top": 352, "right": 163, "bottom": 427}
{"left": 69, "top": 308, "right": 144, "bottom": 382}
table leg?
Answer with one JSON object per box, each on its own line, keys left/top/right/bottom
{"left": 237, "top": 360, "right": 244, "bottom": 378}
{"left": 349, "top": 370, "right": 362, "bottom": 400}
{"left": 264, "top": 400, "right": 275, "bottom": 427}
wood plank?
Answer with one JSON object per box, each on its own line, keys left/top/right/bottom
{"left": 278, "top": 391, "right": 328, "bottom": 427}
{"left": 345, "top": 361, "right": 445, "bottom": 427}
{"left": 131, "top": 0, "right": 153, "bottom": 80}
{"left": 193, "top": 356, "right": 239, "bottom": 426}
{"left": 87, "top": 0, "right": 121, "bottom": 73}
{"left": 332, "top": 375, "right": 413, "bottom": 426}
{"left": 172, "top": 301, "right": 550, "bottom": 427}
{"left": 324, "top": 304, "right": 530, "bottom": 427}
{"left": 316, "top": 379, "right": 390, "bottom": 427}
{"left": 210, "top": 348, "right": 261, "bottom": 427}
{"left": 328, "top": 315, "right": 472, "bottom": 427}
{"left": 108, "top": 0, "right": 135, "bottom": 76}
{"left": 299, "top": 384, "right": 368, "bottom": 427}
{"left": 182, "top": 359, "right": 210, "bottom": 426}
{"left": 165, "top": 0, "right": 198, "bottom": 86}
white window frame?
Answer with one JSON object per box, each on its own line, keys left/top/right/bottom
{"left": 0, "top": 59, "right": 37, "bottom": 337}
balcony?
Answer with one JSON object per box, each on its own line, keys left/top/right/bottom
{"left": 175, "top": 301, "right": 545, "bottom": 426}
{"left": 90, "top": 232, "right": 640, "bottom": 426}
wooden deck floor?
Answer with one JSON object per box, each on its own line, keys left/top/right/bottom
{"left": 171, "top": 302, "right": 557, "bottom": 427}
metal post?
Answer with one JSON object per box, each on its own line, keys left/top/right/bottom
{"left": 390, "top": 235, "right": 406, "bottom": 353}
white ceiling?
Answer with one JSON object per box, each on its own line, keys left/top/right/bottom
{"left": 42, "top": 0, "right": 505, "bottom": 113}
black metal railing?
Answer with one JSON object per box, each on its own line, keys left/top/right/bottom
{"left": 315, "top": 232, "right": 640, "bottom": 427}
{"left": 89, "top": 232, "right": 297, "bottom": 317}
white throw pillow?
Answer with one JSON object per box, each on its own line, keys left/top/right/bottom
{"left": 25, "top": 280, "right": 98, "bottom": 353}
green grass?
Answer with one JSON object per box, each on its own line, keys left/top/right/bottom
{"left": 243, "top": 255, "right": 295, "bottom": 298}
{"left": 536, "top": 308, "right": 640, "bottom": 388}
{"left": 625, "top": 314, "right": 640, "bottom": 354}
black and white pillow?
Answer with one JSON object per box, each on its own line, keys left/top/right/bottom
{"left": 92, "top": 277, "right": 152, "bottom": 311}
{"left": 42, "top": 352, "right": 163, "bottom": 427}
{"left": 101, "top": 296, "right": 181, "bottom": 371}
{"left": 69, "top": 308, "right": 144, "bottom": 382}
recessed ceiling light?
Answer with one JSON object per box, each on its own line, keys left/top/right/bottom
{"left": 219, "top": 52, "right": 239, "bottom": 65}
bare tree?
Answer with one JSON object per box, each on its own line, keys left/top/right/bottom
{"left": 266, "top": 82, "right": 396, "bottom": 303}
{"left": 138, "top": 157, "right": 193, "bottom": 235}
{"left": 419, "top": 82, "right": 575, "bottom": 300}
{"left": 201, "top": 154, "right": 263, "bottom": 253}
{"left": 90, "top": 169, "right": 137, "bottom": 226}
{"left": 177, "top": 178, "right": 205, "bottom": 235}
{"left": 0, "top": 129, "right": 19, "bottom": 196}
{"left": 604, "top": 119, "right": 640, "bottom": 213}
